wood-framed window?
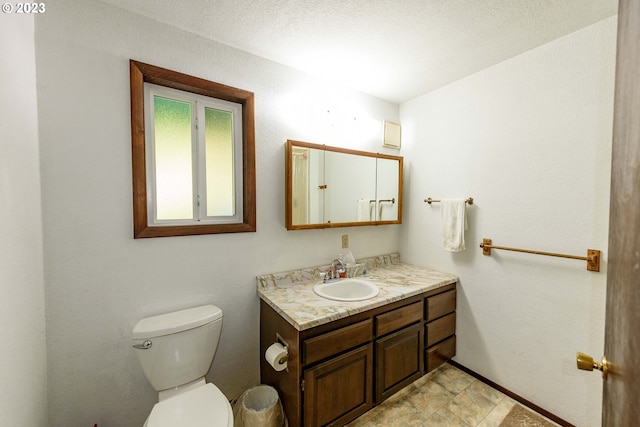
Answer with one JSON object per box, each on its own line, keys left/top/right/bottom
{"left": 130, "top": 60, "right": 256, "bottom": 238}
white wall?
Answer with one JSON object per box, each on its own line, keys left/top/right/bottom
{"left": 0, "top": 15, "right": 48, "bottom": 427}
{"left": 35, "top": 1, "right": 400, "bottom": 426}
{"left": 400, "top": 17, "right": 616, "bottom": 427}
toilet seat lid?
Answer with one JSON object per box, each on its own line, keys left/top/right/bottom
{"left": 147, "top": 383, "right": 232, "bottom": 427}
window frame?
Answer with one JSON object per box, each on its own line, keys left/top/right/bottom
{"left": 144, "top": 83, "right": 244, "bottom": 226}
{"left": 130, "top": 60, "right": 256, "bottom": 238}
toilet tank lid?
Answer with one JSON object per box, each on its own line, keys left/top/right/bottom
{"left": 132, "top": 305, "right": 223, "bottom": 339}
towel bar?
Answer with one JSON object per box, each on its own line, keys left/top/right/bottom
{"left": 425, "top": 197, "right": 473, "bottom": 205}
{"left": 479, "top": 238, "right": 600, "bottom": 272}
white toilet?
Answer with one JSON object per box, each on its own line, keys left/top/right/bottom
{"left": 132, "top": 304, "right": 233, "bottom": 427}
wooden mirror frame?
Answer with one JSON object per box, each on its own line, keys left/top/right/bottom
{"left": 285, "top": 140, "right": 403, "bottom": 230}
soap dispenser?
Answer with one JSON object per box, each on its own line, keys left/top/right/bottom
{"left": 336, "top": 254, "right": 347, "bottom": 278}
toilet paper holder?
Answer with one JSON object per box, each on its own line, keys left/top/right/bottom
{"left": 275, "top": 333, "right": 289, "bottom": 364}
{"left": 262, "top": 333, "right": 289, "bottom": 372}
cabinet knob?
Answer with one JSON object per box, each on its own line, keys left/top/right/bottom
{"left": 576, "top": 352, "right": 609, "bottom": 380}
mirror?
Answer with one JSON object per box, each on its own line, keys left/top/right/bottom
{"left": 285, "top": 140, "right": 403, "bottom": 229}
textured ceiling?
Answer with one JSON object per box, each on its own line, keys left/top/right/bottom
{"left": 99, "top": 0, "right": 617, "bottom": 103}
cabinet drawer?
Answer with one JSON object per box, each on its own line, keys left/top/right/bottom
{"left": 426, "top": 290, "right": 456, "bottom": 322}
{"left": 426, "top": 335, "right": 456, "bottom": 372}
{"left": 426, "top": 312, "right": 456, "bottom": 347}
{"left": 375, "top": 301, "right": 423, "bottom": 336}
{"left": 303, "top": 319, "right": 372, "bottom": 365}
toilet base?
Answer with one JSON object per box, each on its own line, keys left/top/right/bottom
{"left": 144, "top": 383, "right": 233, "bottom": 427}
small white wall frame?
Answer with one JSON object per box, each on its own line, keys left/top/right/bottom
{"left": 383, "top": 121, "right": 401, "bottom": 149}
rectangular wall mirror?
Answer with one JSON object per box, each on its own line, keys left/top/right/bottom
{"left": 285, "top": 140, "right": 403, "bottom": 230}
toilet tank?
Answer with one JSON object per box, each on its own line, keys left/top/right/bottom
{"left": 132, "top": 305, "right": 223, "bottom": 392}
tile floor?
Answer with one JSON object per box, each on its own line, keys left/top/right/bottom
{"left": 346, "top": 363, "right": 561, "bottom": 427}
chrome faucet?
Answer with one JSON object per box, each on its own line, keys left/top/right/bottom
{"left": 324, "top": 258, "right": 345, "bottom": 283}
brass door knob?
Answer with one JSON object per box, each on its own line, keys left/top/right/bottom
{"left": 576, "top": 352, "right": 609, "bottom": 380}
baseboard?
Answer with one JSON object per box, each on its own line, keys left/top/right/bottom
{"left": 446, "top": 360, "right": 575, "bottom": 427}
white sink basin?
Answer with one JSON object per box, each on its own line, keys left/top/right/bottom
{"left": 313, "top": 278, "right": 380, "bottom": 302}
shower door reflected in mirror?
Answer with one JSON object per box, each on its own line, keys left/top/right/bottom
{"left": 286, "top": 140, "right": 403, "bottom": 230}
{"left": 290, "top": 145, "right": 325, "bottom": 225}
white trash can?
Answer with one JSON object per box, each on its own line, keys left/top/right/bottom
{"left": 233, "top": 385, "right": 288, "bottom": 427}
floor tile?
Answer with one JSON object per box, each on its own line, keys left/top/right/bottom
{"left": 445, "top": 383, "right": 497, "bottom": 425}
{"left": 477, "top": 397, "right": 516, "bottom": 427}
{"left": 347, "top": 364, "right": 562, "bottom": 427}
{"left": 348, "top": 398, "right": 432, "bottom": 426}
{"left": 466, "top": 379, "right": 505, "bottom": 405}
{"left": 431, "top": 364, "right": 476, "bottom": 394}
{"left": 428, "top": 404, "right": 473, "bottom": 426}
{"left": 404, "top": 379, "right": 456, "bottom": 418}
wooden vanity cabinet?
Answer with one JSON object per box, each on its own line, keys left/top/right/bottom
{"left": 260, "top": 282, "right": 456, "bottom": 427}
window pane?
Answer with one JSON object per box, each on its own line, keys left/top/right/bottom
{"left": 153, "top": 96, "right": 193, "bottom": 220}
{"left": 204, "top": 107, "right": 235, "bottom": 216}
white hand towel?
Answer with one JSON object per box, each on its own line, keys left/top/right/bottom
{"left": 357, "top": 199, "right": 372, "bottom": 221}
{"left": 441, "top": 199, "right": 468, "bottom": 252}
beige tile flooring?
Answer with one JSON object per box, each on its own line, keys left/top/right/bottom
{"left": 346, "top": 363, "right": 561, "bottom": 427}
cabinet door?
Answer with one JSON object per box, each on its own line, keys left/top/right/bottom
{"left": 303, "top": 344, "right": 373, "bottom": 427}
{"left": 375, "top": 322, "right": 424, "bottom": 402}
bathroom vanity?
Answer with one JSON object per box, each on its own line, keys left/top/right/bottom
{"left": 257, "top": 255, "right": 457, "bottom": 427}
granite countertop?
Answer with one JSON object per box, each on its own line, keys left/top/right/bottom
{"left": 256, "top": 254, "right": 458, "bottom": 331}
